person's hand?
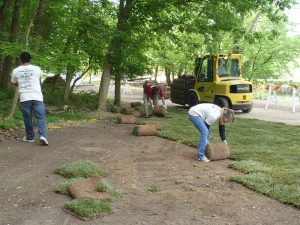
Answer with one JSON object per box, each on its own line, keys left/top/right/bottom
{"left": 163, "top": 104, "right": 167, "bottom": 110}
{"left": 223, "top": 140, "right": 227, "bottom": 145}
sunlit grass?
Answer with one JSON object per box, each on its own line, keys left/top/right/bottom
{"left": 148, "top": 106, "right": 300, "bottom": 208}
{"left": 54, "top": 160, "right": 107, "bottom": 178}
{"left": 64, "top": 199, "right": 112, "bottom": 218}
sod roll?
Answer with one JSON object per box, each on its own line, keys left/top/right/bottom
{"left": 205, "top": 143, "right": 230, "bottom": 161}
{"left": 117, "top": 115, "right": 137, "bottom": 124}
{"left": 120, "top": 107, "right": 136, "bottom": 115}
{"left": 120, "top": 107, "right": 143, "bottom": 117}
{"left": 143, "top": 121, "right": 161, "bottom": 130}
{"left": 132, "top": 125, "right": 157, "bottom": 136}
{"left": 130, "top": 102, "right": 142, "bottom": 108}
{"left": 152, "top": 106, "right": 167, "bottom": 117}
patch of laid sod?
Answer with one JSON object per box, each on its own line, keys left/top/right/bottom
{"left": 54, "top": 178, "right": 85, "bottom": 195}
{"left": 228, "top": 160, "right": 271, "bottom": 174}
{"left": 54, "top": 160, "right": 106, "bottom": 178}
{"left": 230, "top": 172, "right": 300, "bottom": 208}
{"left": 64, "top": 199, "right": 112, "bottom": 218}
{"left": 151, "top": 106, "right": 300, "bottom": 208}
{"left": 149, "top": 183, "right": 161, "bottom": 192}
{"left": 96, "top": 179, "right": 122, "bottom": 200}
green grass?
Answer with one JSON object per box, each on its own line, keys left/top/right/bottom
{"left": 54, "top": 160, "right": 107, "bottom": 178}
{"left": 64, "top": 199, "right": 112, "bottom": 218}
{"left": 148, "top": 106, "right": 300, "bottom": 208}
{"left": 96, "top": 179, "right": 123, "bottom": 200}
{"left": 54, "top": 178, "right": 85, "bottom": 195}
{"left": 0, "top": 87, "right": 119, "bottom": 129}
{"left": 148, "top": 183, "right": 161, "bottom": 192}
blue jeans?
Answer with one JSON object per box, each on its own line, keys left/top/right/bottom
{"left": 189, "top": 115, "right": 210, "bottom": 158}
{"left": 20, "top": 100, "right": 48, "bottom": 140}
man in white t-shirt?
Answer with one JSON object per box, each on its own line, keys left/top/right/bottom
{"left": 11, "top": 52, "right": 48, "bottom": 146}
{"left": 188, "top": 103, "right": 235, "bottom": 162}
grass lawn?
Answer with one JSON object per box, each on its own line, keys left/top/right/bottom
{"left": 145, "top": 106, "right": 300, "bottom": 208}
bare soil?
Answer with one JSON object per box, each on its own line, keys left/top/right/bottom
{"left": 0, "top": 119, "right": 299, "bottom": 225}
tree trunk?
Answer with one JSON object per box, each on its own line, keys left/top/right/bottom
{"left": 154, "top": 65, "right": 158, "bottom": 81}
{"left": 114, "top": 74, "right": 121, "bottom": 106}
{"left": 177, "top": 65, "right": 184, "bottom": 77}
{"left": 70, "top": 66, "right": 91, "bottom": 92}
{"left": 97, "top": 0, "right": 134, "bottom": 111}
{"left": 165, "top": 67, "right": 171, "bottom": 86}
{"left": 64, "top": 65, "right": 75, "bottom": 100}
{"left": 6, "top": 87, "right": 18, "bottom": 119}
{"left": 0, "top": 0, "right": 21, "bottom": 89}
{"left": 0, "top": 0, "right": 11, "bottom": 27}
{"left": 98, "top": 57, "right": 112, "bottom": 111}
{"left": 32, "top": 0, "right": 48, "bottom": 52}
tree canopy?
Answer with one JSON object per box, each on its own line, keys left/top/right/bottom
{"left": 0, "top": 0, "right": 299, "bottom": 110}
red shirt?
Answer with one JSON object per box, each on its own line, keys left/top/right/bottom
{"left": 145, "top": 85, "right": 164, "bottom": 99}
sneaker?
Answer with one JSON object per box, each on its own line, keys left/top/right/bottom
{"left": 40, "top": 136, "right": 49, "bottom": 146}
{"left": 196, "top": 156, "right": 210, "bottom": 163}
{"left": 22, "top": 136, "right": 34, "bottom": 143}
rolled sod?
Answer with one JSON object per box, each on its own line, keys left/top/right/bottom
{"left": 132, "top": 125, "right": 157, "bottom": 136}
{"left": 205, "top": 143, "right": 230, "bottom": 161}
{"left": 117, "top": 115, "right": 137, "bottom": 124}
{"left": 143, "top": 121, "right": 161, "bottom": 130}
{"left": 152, "top": 106, "right": 167, "bottom": 117}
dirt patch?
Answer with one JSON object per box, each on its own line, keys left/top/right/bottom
{"left": 0, "top": 120, "right": 299, "bottom": 225}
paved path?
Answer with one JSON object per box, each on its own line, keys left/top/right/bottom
{"left": 75, "top": 85, "right": 300, "bottom": 126}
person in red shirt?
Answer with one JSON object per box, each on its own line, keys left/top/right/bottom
{"left": 143, "top": 81, "right": 167, "bottom": 117}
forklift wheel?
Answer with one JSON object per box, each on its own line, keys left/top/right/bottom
{"left": 215, "top": 97, "right": 229, "bottom": 108}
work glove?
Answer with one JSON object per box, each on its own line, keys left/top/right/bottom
{"left": 223, "top": 140, "right": 227, "bottom": 145}
{"left": 163, "top": 104, "right": 167, "bottom": 110}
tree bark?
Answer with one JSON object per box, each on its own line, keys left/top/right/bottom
{"left": 0, "top": 0, "right": 11, "bottom": 27}
{"left": 98, "top": 56, "right": 113, "bottom": 111}
{"left": 1, "top": 0, "right": 21, "bottom": 89}
{"left": 64, "top": 64, "right": 75, "bottom": 100}
{"left": 97, "top": 0, "right": 134, "bottom": 111}
{"left": 154, "top": 65, "right": 158, "bottom": 81}
{"left": 165, "top": 67, "right": 171, "bottom": 86}
{"left": 114, "top": 73, "right": 121, "bottom": 106}
{"left": 6, "top": 87, "right": 18, "bottom": 119}
{"left": 32, "top": 0, "right": 48, "bottom": 52}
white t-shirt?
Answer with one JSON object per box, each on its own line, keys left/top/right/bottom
{"left": 188, "top": 103, "right": 221, "bottom": 125}
{"left": 11, "top": 64, "right": 43, "bottom": 102}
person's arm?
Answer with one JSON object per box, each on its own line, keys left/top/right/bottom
{"left": 147, "top": 95, "right": 153, "bottom": 108}
{"left": 219, "top": 123, "right": 226, "bottom": 143}
{"left": 10, "top": 69, "right": 18, "bottom": 86}
{"left": 159, "top": 87, "right": 167, "bottom": 109}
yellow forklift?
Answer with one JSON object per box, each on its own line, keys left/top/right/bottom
{"left": 170, "top": 53, "right": 253, "bottom": 113}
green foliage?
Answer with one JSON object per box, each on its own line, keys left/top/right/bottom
{"left": 69, "top": 91, "right": 98, "bottom": 110}
{"left": 153, "top": 106, "right": 300, "bottom": 207}
{"left": 54, "top": 160, "right": 107, "bottom": 178}
{"left": 42, "top": 86, "right": 67, "bottom": 107}
{"left": 96, "top": 179, "right": 123, "bottom": 199}
{"left": 64, "top": 199, "right": 112, "bottom": 218}
{"left": 54, "top": 178, "right": 85, "bottom": 195}
{"left": 0, "top": 88, "right": 24, "bottom": 129}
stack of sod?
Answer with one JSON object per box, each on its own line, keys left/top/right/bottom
{"left": 132, "top": 125, "right": 157, "bottom": 136}
{"left": 205, "top": 143, "right": 230, "bottom": 161}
